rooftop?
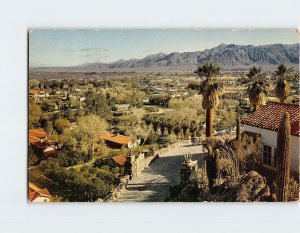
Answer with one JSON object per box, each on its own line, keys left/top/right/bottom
{"left": 29, "top": 89, "right": 41, "bottom": 95}
{"left": 28, "top": 182, "right": 51, "bottom": 201}
{"left": 112, "top": 155, "right": 127, "bottom": 166}
{"left": 29, "top": 128, "right": 47, "bottom": 144}
{"left": 242, "top": 102, "right": 300, "bottom": 136}
{"left": 99, "top": 132, "right": 134, "bottom": 145}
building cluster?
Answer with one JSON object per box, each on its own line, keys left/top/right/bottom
{"left": 29, "top": 128, "right": 58, "bottom": 158}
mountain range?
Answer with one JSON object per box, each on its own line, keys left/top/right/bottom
{"left": 75, "top": 43, "right": 299, "bottom": 70}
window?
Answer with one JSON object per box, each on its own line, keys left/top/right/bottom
{"left": 263, "top": 145, "right": 272, "bottom": 166}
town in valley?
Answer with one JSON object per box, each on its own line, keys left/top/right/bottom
{"left": 28, "top": 29, "right": 299, "bottom": 202}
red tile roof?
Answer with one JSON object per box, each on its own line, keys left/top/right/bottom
{"left": 99, "top": 133, "right": 134, "bottom": 145}
{"left": 29, "top": 89, "right": 41, "bottom": 95}
{"left": 112, "top": 155, "right": 127, "bottom": 166}
{"left": 28, "top": 182, "right": 51, "bottom": 201}
{"left": 29, "top": 136, "right": 41, "bottom": 144}
{"left": 28, "top": 191, "right": 40, "bottom": 202}
{"left": 29, "top": 129, "right": 47, "bottom": 144}
{"left": 242, "top": 102, "right": 300, "bottom": 136}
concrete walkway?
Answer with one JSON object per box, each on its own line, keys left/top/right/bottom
{"left": 114, "top": 144, "right": 206, "bottom": 202}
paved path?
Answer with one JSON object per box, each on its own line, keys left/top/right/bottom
{"left": 114, "top": 144, "right": 206, "bottom": 202}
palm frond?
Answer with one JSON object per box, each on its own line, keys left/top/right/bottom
{"left": 195, "top": 61, "right": 222, "bottom": 79}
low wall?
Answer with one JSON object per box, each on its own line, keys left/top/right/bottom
{"left": 133, "top": 141, "right": 186, "bottom": 177}
{"left": 100, "top": 176, "right": 129, "bottom": 202}
{"left": 101, "top": 141, "right": 191, "bottom": 202}
{"left": 133, "top": 154, "right": 157, "bottom": 178}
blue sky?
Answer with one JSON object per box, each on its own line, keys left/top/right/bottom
{"left": 29, "top": 29, "right": 299, "bottom": 67}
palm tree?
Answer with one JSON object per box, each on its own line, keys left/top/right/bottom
{"left": 181, "top": 118, "right": 189, "bottom": 139}
{"left": 189, "top": 120, "right": 198, "bottom": 138}
{"left": 246, "top": 66, "right": 267, "bottom": 112}
{"left": 195, "top": 61, "right": 222, "bottom": 138}
{"left": 159, "top": 117, "right": 166, "bottom": 136}
{"left": 144, "top": 115, "right": 152, "bottom": 129}
{"left": 151, "top": 116, "right": 160, "bottom": 135}
{"left": 189, "top": 120, "right": 198, "bottom": 144}
{"left": 274, "top": 64, "right": 294, "bottom": 103}
{"left": 246, "top": 65, "right": 263, "bottom": 80}
{"left": 173, "top": 122, "right": 181, "bottom": 139}
{"left": 165, "top": 118, "right": 173, "bottom": 135}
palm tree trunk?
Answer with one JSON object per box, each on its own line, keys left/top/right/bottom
{"left": 206, "top": 108, "right": 214, "bottom": 137}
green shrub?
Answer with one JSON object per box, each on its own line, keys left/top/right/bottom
{"left": 58, "top": 150, "right": 87, "bottom": 167}
{"left": 96, "top": 169, "right": 119, "bottom": 185}
{"left": 42, "top": 164, "right": 114, "bottom": 202}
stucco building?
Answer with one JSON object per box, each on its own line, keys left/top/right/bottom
{"left": 241, "top": 102, "right": 299, "bottom": 174}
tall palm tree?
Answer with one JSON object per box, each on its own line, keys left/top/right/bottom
{"left": 159, "top": 117, "right": 166, "bottom": 136}
{"left": 274, "top": 64, "right": 294, "bottom": 103}
{"left": 144, "top": 115, "right": 152, "bottom": 129}
{"left": 189, "top": 120, "right": 198, "bottom": 138}
{"left": 165, "top": 118, "right": 174, "bottom": 135}
{"left": 246, "top": 65, "right": 267, "bottom": 112}
{"left": 173, "top": 122, "right": 181, "bottom": 139}
{"left": 151, "top": 116, "right": 160, "bottom": 135}
{"left": 246, "top": 65, "right": 263, "bottom": 80}
{"left": 195, "top": 61, "right": 222, "bottom": 138}
{"left": 181, "top": 118, "right": 189, "bottom": 139}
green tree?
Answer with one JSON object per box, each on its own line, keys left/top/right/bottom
{"left": 64, "top": 108, "right": 76, "bottom": 122}
{"left": 144, "top": 115, "right": 152, "bottom": 128}
{"left": 247, "top": 66, "right": 267, "bottom": 112}
{"left": 76, "top": 115, "right": 108, "bottom": 155}
{"left": 58, "top": 129, "right": 77, "bottom": 150}
{"left": 181, "top": 118, "right": 189, "bottom": 139}
{"left": 173, "top": 123, "right": 181, "bottom": 139}
{"left": 29, "top": 103, "right": 42, "bottom": 128}
{"left": 165, "top": 118, "right": 174, "bottom": 135}
{"left": 159, "top": 117, "right": 166, "bottom": 136}
{"left": 274, "top": 64, "right": 294, "bottom": 103}
{"left": 151, "top": 116, "right": 160, "bottom": 135}
{"left": 41, "top": 100, "right": 57, "bottom": 112}
{"left": 195, "top": 61, "right": 222, "bottom": 138}
{"left": 85, "top": 91, "right": 108, "bottom": 116}
{"left": 189, "top": 120, "right": 198, "bottom": 138}
{"left": 54, "top": 118, "right": 71, "bottom": 134}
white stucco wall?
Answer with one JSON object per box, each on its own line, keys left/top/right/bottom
{"left": 242, "top": 124, "right": 299, "bottom": 174}
{"left": 32, "top": 196, "right": 50, "bottom": 202}
{"left": 290, "top": 136, "right": 300, "bottom": 174}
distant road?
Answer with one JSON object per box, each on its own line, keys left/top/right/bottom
{"left": 114, "top": 144, "right": 206, "bottom": 202}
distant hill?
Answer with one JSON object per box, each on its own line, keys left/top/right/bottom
{"left": 73, "top": 43, "right": 299, "bottom": 70}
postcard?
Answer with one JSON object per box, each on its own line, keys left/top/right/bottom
{"left": 28, "top": 29, "right": 299, "bottom": 202}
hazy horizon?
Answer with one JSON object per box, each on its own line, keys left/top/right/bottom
{"left": 29, "top": 29, "right": 299, "bottom": 68}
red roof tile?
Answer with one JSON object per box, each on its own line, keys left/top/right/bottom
{"left": 28, "top": 191, "right": 40, "bottom": 202}
{"left": 99, "top": 133, "right": 134, "bottom": 145}
{"left": 29, "top": 128, "right": 47, "bottom": 139}
{"left": 28, "top": 182, "right": 51, "bottom": 201}
{"left": 242, "top": 102, "right": 300, "bottom": 136}
{"left": 29, "top": 89, "right": 40, "bottom": 95}
{"left": 112, "top": 155, "right": 127, "bottom": 166}
{"left": 29, "top": 136, "right": 41, "bottom": 144}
